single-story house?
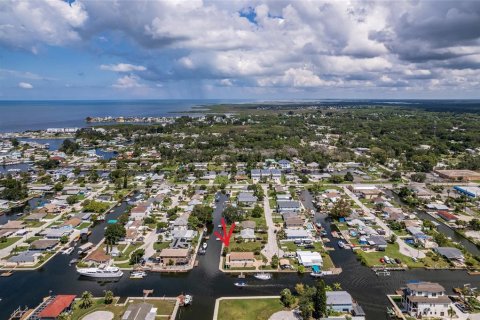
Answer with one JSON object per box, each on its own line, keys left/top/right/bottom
{"left": 30, "top": 239, "right": 59, "bottom": 251}
{"left": 226, "top": 252, "right": 255, "bottom": 268}
{"left": 434, "top": 247, "right": 464, "bottom": 263}
{"left": 277, "top": 201, "right": 301, "bottom": 213}
{"left": 285, "top": 229, "right": 310, "bottom": 241}
{"left": 38, "top": 295, "right": 76, "bottom": 320}
{"left": 285, "top": 216, "right": 304, "bottom": 229}
{"left": 8, "top": 251, "right": 41, "bottom": 264}
{"left": 239, "top": 228, "right": 256, "bottom": 241}
{"left": 366, "top": 235, "right": 388, "bottom": 251}
{"left": 296, "top": 251, "right": 323, "bottom": 267}
{"left": 237, "top": 192, "right": 258, "bottom": 206}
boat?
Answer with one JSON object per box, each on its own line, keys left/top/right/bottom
{"left": 130, "top": 271, "right": 147, "bottom": 279}
{"left": 376, "top": 270, "right": 391, "bottom": 276}
{"left": 202, "top": 242, "right": 208, "bottom": 250}
{"left": 310, "top": 265, "right": 323, "bottom": 277}
{"left": 69, "top": 259, "right": 79, "bottom": 265}
{"left": 234, "top": 281, "right": 247, "bottom": 287}
{"left": 253, "top": 272, "right": 272, "bottom": 280}
{"left": 183, "top": 294, "right": 193, "bottom": 305}
{"left": 310, "top": 272, "right": 324, "bottom": 277}
{"left": 62, "top": 247, "right": 74, "bottom": 255}
{"left": 338, "top": 240, "right": 345, "bottom": 249}
{"left": 76, "top": 266, "right": 123, "bottom": 278}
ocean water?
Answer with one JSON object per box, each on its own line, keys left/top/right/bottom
{"left": 0, "top": 99, "right": 240, "bottom": 133}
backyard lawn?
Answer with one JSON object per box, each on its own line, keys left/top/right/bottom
{"left": 0, "top": 237, "right": 21, "bottom": 249}
{"left": 217, "top": 298, "right": 284, "bottom": 320}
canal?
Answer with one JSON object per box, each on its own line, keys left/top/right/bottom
{"left": 0, "top": 192, "right": 479, "bottom": 320}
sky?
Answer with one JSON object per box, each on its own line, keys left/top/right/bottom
{"left": 0, "top": 0, "right": 479, "bottom": 100}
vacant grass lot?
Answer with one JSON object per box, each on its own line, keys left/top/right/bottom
{"left": 217, "top": 298, "right": 284, "bottom": 320}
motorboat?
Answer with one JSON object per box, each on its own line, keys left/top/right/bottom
{"left": 77, "top": 266, "right": 123, "bottom": 278}
{"left": 62, "top": 247, "right": 74, "bottom": 255}
{"left": 253, "top": 272, "right": 272, "bottom": 280}
{"left": 338, "top": 240, "right": 345, "bottom": 249}
{"left": 183, "top": 295, "right": 193, "bottom": 305}
{"left": 202, "top": 242, "right": 208, "bottom": 250}
{"left": 310, "top": 272, "right": 324, "bottom": 277}
{"left": 234, "top": 281, "right": 247, "bottom": 287}
{"left": 130, "top": 271, "right": 147, "bottom": 279}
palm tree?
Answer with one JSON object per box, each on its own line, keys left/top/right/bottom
{"left": 57, "top": 312, "right": 71, "bottom": 320}
{"left": 333, "top": 282, "right": 342, "bottom": 291}
{"left": 79, "top": 291, "right": 93, "bottom": 309}
{"left": 448, "top": 305, "right": 456, "bottom": 319}
{"left": 104, "top": 290, "right": 114, "bottom": 304}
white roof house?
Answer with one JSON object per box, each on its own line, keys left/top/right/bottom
{"left": 296, "top": 251, "right": 323, "bottom": 267}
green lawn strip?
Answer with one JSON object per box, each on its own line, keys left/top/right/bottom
{"left": 217, "top": 298, "right": 284, "bottom": 320}
{"left": 75, "top": 222, "right": 92, "bottom": 230}
{"left": 0, "top": 237, "right": 21, "bottom": 249}
{"left": 355, "top": 243, "right": 450, "bottom": 268}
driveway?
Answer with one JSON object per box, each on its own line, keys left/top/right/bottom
{"left": 261, "top": 185, "right": 283, "bottom": 262}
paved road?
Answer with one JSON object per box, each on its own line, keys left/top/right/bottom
{"left": 342, "top": 186, "right": 426, "bottom": 259}
{"left": 261, "top": 185, "right": 283, "bottom": 262}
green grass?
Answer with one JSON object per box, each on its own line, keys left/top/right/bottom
{"left": 154, "top": 241, "right": 171, "bottom": 251}
{"left": 0, "top": 237, "right": 21, "bottom": 249}
{"left": 113, "top": 243, "right": 142, "bottom": 261}
{"left": 217, "top": 298, "right": 284, "bottom": 320}
{"left": 75, "top": 222, "right": 91, "bottom": 230}
{"left": 229, "top": 241, "right": 263, "bottom": 253}
{"left": 355, "top": 243, "right": 450, "bottom": 268}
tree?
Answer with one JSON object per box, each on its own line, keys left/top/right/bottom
{"left": 60, "top": 235, "right": 69, "bottom": 244}
{"left": 129, "top": 248, "right": 145, "bottom": 265}
{"left": 190, "top": 204, "right": 214, "bottom": 226}
{"left": 313, "top": 280, "right": 327, "bottom": 318}
{"left": 79, "top": 291, "right": 93, "bottom": 309}
{"left": 329, "top": 197, "right": 351, "bottom": 219}
{"left": 271, "top": 254, "right": 279, "bottom": 269}
{"left": 54, "top": 182, "right": 64, "bottom": 192}
{"left": 223, "top": 205, "right": 244, "bottom": 223}
{"left": 104, "top": 223, "right": 126, "bottom": 252}
{"left": 328, "top": 175, "right": 344, "bottom": 184}
{"left": 411, "top": 172, "right": 427, "bottom": 182}
{"left": 390, "top": 171, "right": 402, "bottom": 181}
{"left": 251, "top": 205, "right": 263, "bottom": 218}
{"left": 280, "top": 288, "right": 295, "bottom": 308}
{"left": 333, "top": 282, "right": 342, "bottom": 291}
{"left": 59, "top": 139, "right": 80, "bottom": 155}
{"left": 299, "top": 296, "right": 314, "bottom": 320}
{"left": 104, "top": 290, "right": 114, "bottom": 304}
{"left": 57, "top": 313, "right": 71, "bottom": 320}
{"left": 344, "top": 171, "right": 354, "bottom": 182}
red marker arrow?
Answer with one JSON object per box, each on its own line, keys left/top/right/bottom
{"left": 214, "top": 217, "right": 235, "bottom": 247}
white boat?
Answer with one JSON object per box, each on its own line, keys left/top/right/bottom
{"left": 77, "top": 266, "right": 123, "bottom": 278}
{"left": 234, "top": 281, "right": 247, "bottom": 287}
{"left": 130, "top": 271, "right": 147, "bottom": 279}
{"left": 310, "top": 272, "right": 324, "bottom": 277}
{"left": 62, "top": 247, "right": 74, "bottom": 255}
{"left": 253, "top": 272, "right": 272, "bottom": 280}
{"left": 202, "top": 242, "right": 208, "bottom": 250}
{"left": 183, "top": 295, "right": 193, "bottom": 305}
{"left": 338, "top": 240, "right": 345, "bottom": 249}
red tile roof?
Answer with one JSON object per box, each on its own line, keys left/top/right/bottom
{"left": 438, "top": 211, "right": 458, "bottom": 221}
{"left": 38, "top": 295, "right": 76, "bottom": 318}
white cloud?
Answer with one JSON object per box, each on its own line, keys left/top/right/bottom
{"left": 100, "top": 63, "right": 146, "bottom": 72}
{"left": 112, "top": 75, "right": 144, "bottom": 89}
{"left": 18, "top": 82, "right": 33, "bottom": 89}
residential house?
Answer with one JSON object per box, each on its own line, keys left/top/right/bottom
{"left": 434, "top": 247, "right": 464, "bottom": 263}
{"left": 326, "top": 291, "right": 354, "bottom": 313}
{"left": 277, "top": 200, "right": 301, "bottom": 213}
{"left": 296, "top": 251, "right": 323, "bottom": 267}
{"left": 285, "top": 216, "right": 304, "bottom": 229}
{"left": 30, "top": 239, "right": 59, "bottom": 251}
{"left": 237, "top": 192, "right": 258, "bottom": 207}
{"left": 159, "top": 248, "right": 190, "bottom": 265}
{"left": 38, "top": 295, "right": 76, "bottom": 320}
{"left": 226, "top": 252, "right": 256, "bottom": 268}
{"left": 402, "top": 282, "right": 451, "bottom": 318}
{"left": 285, "top": 229, "right": 310, "bottom": 241}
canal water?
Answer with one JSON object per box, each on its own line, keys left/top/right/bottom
{"left": 0, "top": 193, "right": 479, "bottom": 320}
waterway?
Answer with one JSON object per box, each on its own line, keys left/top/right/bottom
{"left": 0, "top": 192, "right": 479, "bottom": 320}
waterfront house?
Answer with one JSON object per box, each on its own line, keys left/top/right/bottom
{"left": 402, "top": 282, "right": 451, "bottom": 318}
{"left": 296, "top": 251, "right": 323, "bottom": 267}
{"left": 130, "top": 204, "right": 151, "bottom": 221}
{"left": 437, "top": 211, "right": 458, "bottom": 222}
{"left": 326, "top": 291, "right": 354, "bottom": 313}
{"left": 172, "top": 229, "right": 197, "bottom": 248}
{"left": 434, "top": 247, "right": 464, "bottom": 263}
{"left": 365, "top": 235, "right": 388, "bottom": 251}
{"left": 38, "top": 295, "right": 76, "bottom": 320}
{"left": 0, "top": 220, "right": 25, "bottom": 232}
{"left": 29, "top": 239, "right": 59, "bottom": 251}
{"left": 8, "top": 251, "right": 41, "bottom": 264}
{"left": 226, "top": 252, "right": 255, "bottom": 268}
{"left": 158, "top": 248, "right": 190, "bottom": 266}
{"left": 85, "top": 247, "right": 111, "bottom": 264}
